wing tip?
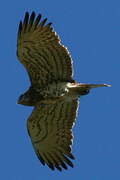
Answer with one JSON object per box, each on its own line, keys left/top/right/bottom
{"left": 36, "top": 151, "right": 45, "bottom": 166}
{"left": 63, "top": 154, "right": 74, "bottom": 168}
{"left": 18, "top": 21, "right": 22, "bottom": 34}
{"left": 25, "top": 11, "right": 29, "bottom": 17}
{"left": 24, "top": 11, "right": 29, "bottom": 22}
{"left": 18, "top": 11, "right": 52, "bottom": 37}
{"left": 31, "top": 11, "right": 36, "bottom": 16}
{"left": 47, "top": 164, "right": 55, "bottom": 171}
{"left": 69, "top": 153, "right": 75, "bottom": 160}
{"left": 37, "top": 150, "right": 74, "bottom": 171}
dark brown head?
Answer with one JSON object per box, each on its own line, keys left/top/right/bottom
{"left": 17, "top": 88, "right": 37, "bottom": 106}
{"left": 17, "top": 93, "right": 33, "bottom": 106}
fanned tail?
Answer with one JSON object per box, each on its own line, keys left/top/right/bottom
{"left": 67, "top": 83, "right": 111, "bottom": 96}
{"left": 76, "top": 83, "right": 111, "bottom": 89}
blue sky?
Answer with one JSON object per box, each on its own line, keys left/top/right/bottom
{"left": 0, "top": 0, "right": 119, "bottom": 179}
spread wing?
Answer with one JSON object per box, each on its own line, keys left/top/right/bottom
{"left": 27, "top": 100, "right": 79, "bottom": 171}
{"left": 17, "top": 12, "right": 74, "bottom": 87}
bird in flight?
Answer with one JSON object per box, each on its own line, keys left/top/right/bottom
{"left": 17, "top": 12, "right": 110, "bottom": 171}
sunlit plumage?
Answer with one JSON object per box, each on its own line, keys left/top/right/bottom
{"left": 17, "top": 12, "right": 110, "bottom": 171}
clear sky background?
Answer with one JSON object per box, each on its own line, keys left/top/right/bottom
{"left": 0, "top": 0, "right": 119, "bottom": 179}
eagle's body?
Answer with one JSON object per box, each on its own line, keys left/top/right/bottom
{"left": 18, "top": 82, "right": 90, "bottom": 106}
{"left": 17, "top": 12, "right": 110, "bottom": 171}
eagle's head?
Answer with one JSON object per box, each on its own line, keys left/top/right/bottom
{"left": 17, "top": 93, "right": 32, "bottom": 106}
{"left": 17, "top": 87, "right": 36, "bottom": 106}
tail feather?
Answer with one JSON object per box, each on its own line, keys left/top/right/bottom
{"left": 68, "top": 83, "right": 111, "bottom": 89}
{"left": 67, "top": 82, "right": 111, "bottom": 96}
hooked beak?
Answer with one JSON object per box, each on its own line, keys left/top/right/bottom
{"left": 17, "top": 98, "right": 22, "bottom": 104}
{"left": 17, "top": 100, "right": 20, "bottom": 104}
